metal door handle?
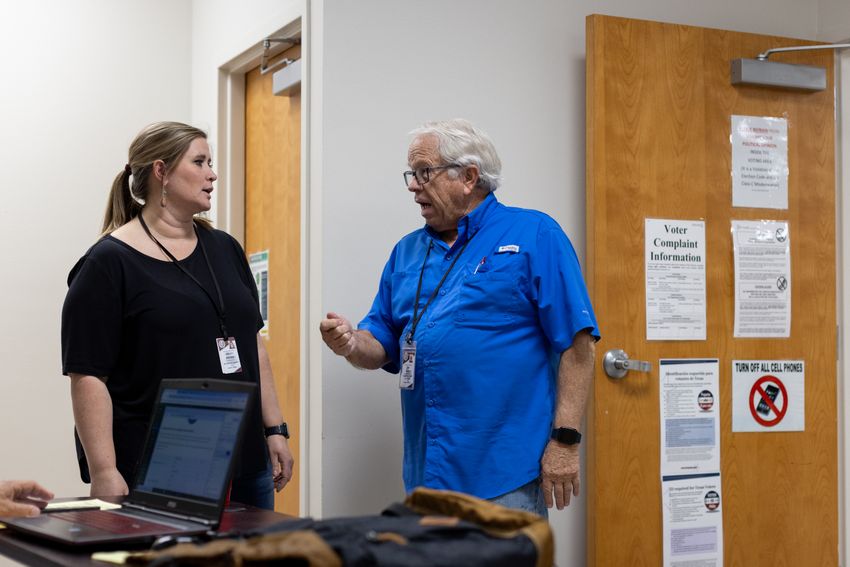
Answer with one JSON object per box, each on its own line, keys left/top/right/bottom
{"left": 603, "top": 349, "right": 651, "bottom": 379}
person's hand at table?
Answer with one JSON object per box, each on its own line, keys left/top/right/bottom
{"left": 0, "top": 480, "right": 54, "bottom": 517}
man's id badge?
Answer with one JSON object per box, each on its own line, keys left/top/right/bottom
{"left": 400, "top": 341, "right": 416, "bottom": 390}
{"left": 216, "top": 337, "right": 243, "bottom": 374}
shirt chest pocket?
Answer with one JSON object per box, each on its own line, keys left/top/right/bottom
{"left": 454, "top": 271, "right": 521, "bottom": 329}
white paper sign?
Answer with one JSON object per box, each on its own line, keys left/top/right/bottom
{"left": 732, "top": 360, "right": 805, "bottom": 432}
{"left": 249, "top": 250, "right": 270, "bottom": 337}
{"left": 731, "top": 115, "right": 788, "bottom": 209}
{"left": 662, "top": 474, "right": 724, "bottom": 567}
{"left": 660, "top": 359, "right": 720, "bottom": 476}
{"left": 645, "top": 219, "right": 706, "bottom": 341}
{"left": 732, "top": 220, "right": 790, "bottom": 338}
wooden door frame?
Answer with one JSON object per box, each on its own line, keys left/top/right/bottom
{"left": 214, "top": 8, "right": 322, "bottom": 517}
{"left": 840, "top": 43, "right": 850, "bottom": 567}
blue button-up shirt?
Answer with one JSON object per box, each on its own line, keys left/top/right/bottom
{"left": 359, "top": 193, "right": 599, "bottom": 499}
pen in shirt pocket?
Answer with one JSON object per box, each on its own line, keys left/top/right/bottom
{"left": 473, "top": 256, "right": 487, "bottom": 274}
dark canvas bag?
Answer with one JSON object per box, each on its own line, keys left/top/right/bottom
{"left": 130, "top": 487, "right": 553, "bottom": 567}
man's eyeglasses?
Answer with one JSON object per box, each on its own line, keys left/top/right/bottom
{"left": 403, "top": 164, "right": 462, "bottom": 187}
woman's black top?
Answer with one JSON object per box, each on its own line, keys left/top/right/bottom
{"left": 61, "top": 227, "right": 267, "bottom": 483}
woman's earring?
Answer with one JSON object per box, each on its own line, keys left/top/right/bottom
{"left": 160, "top": 186, "right": 168, "bottom": 208}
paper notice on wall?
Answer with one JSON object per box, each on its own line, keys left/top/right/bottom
{"left": 660, "top": 359, "right": 720, "bottom": 476}
{"left": 732, "top": 360, "right": 804, "bottom": 432}
{"left": 249, "top": 250, "right": 270, "bottom": 337}
{"left": 731, "top": 115, "right": 788, "bottom": 209}
{"left": 645, "top": 219, "right": 706, "bottom": 341}
{"left": 662, "top": 474, "right": 724, "bottom": 567}
{"left": 732, "top": 220, "right": 790, "bottom": 337}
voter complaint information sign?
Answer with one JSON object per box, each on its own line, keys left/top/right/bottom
{"left": 732, "top": 360, "right": 804, "bottom": 432}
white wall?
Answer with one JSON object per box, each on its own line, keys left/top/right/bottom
{"left": 0, "top": 0, "right": 192, "bottom": 498}
{"left": 316, "top": 1, "right": 824, "bottom": 566}
{"left": 819, "top": 0, "right": 850, "bottom": 42}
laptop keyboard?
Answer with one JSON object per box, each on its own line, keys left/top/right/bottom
{"left": 50, "top": 510, "right": 179, "bottom": 534}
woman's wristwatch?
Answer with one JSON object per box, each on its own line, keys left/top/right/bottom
{"left": 264, "top": 423, "right": 290, "bottom": 439}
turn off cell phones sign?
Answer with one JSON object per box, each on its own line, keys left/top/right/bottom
{"left": 732, "top": 360, "right": 804, "bottom": 432}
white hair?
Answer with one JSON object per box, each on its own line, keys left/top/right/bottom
{"left": 410, "top": 119, "right": 502, "bottom": 192}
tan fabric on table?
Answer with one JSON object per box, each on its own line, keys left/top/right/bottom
{"left": 128, "top": 529, "right": 341, "bottom": 567}
{"left": 404, "top": 487, "right": 553, "bottom": 567}
{"left": 126, "top": 487, "right": 551, "bottom": 567}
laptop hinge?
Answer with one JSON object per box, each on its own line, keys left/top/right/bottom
{"left": 121, "top": 502, "right": 216, "bottom": 527}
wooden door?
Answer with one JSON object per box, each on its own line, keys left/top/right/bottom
{"left": 245, "top": 45, "right": 301, "bottom": 515}
{"left": 586, "top": 15, "right": 836, "bottom": 566}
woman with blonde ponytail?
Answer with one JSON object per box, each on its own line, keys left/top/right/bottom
{"left": 60, "top": 122, "right": 293, "bottom": 509}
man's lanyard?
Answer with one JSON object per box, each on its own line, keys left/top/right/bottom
{"left": 406, "top": 238, "right": 469, "bottom": 344}
{"left": 138, "top": 214, "right": 229, "bottom": 338}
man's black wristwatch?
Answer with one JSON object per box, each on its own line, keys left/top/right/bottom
{"left": 264, "top": 423, "right": 290, "bottom": 439}
{"left": 551, "top": 427, "right": 582, "bottom": 445}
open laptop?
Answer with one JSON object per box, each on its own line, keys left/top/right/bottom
{"left": 1, "top": 378, "right": 255, "bottom": 546}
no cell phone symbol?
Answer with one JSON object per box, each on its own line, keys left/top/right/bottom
{"left": 776, "top": 276, "right": 788, "bottom": 291}
{"left": 749, "top": 375, "right": 788, "bottom": 427}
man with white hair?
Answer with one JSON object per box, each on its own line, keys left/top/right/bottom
{"left": 320, "top": 119, "right": 599, "bottom": 517}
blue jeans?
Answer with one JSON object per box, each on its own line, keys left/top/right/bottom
{"left": 230, "top": 461, "right": 274, "bottom": 510}
{"left": 488, "top": 479, "right": 548, "bottom": 518}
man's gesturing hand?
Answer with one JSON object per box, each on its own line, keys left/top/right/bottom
{"left": 319, "top": 312, "right": 357, "bottom": 357}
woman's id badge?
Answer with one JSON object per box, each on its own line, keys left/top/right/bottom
{"left": 216, "top": 337, "right": 243, "bottom": 374}
{"left": 400, "top": 342, "right": 416, "bottom": 390}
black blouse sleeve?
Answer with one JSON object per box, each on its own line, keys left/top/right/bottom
{"left": 61, "top": 250, "right": 123, "bottom": 377}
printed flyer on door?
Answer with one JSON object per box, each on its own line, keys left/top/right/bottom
{"left": 732, "top": 220, "right": 790, "bottom": 338}
{"left": 645, "top": 219, "right": 706, "bottom": 341}
{"left": 660, "top": 359, "right": 720, "bottom": 476}
{"left": 662, "top": 473, "right": 724, "bottom": 567}
{"left": 249, "top": 250, "right": 270, "bottom": 337}
{"left": 731, "top": 115, "right": 788, "bottom": 209}
{"left": 732, "top": 360, "right": 805, "bottom": 432}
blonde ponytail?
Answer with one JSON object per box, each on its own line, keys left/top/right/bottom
{"left": 101, "top": 166, "right": 143, "bottom": 235}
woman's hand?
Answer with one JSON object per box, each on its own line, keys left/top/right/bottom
{"left": 267, "top": 436, "right": 294, "bottom": 492}
{"left": 89, "top": 468, "right": 129, "bottom": 498}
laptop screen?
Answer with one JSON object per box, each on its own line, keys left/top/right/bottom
{"left": 133, "top": 387, "right": 250, "bottom": 504}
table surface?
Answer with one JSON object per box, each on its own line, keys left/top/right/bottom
{"left": 0, "top": 498, "right": 293, "bottom": 567}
